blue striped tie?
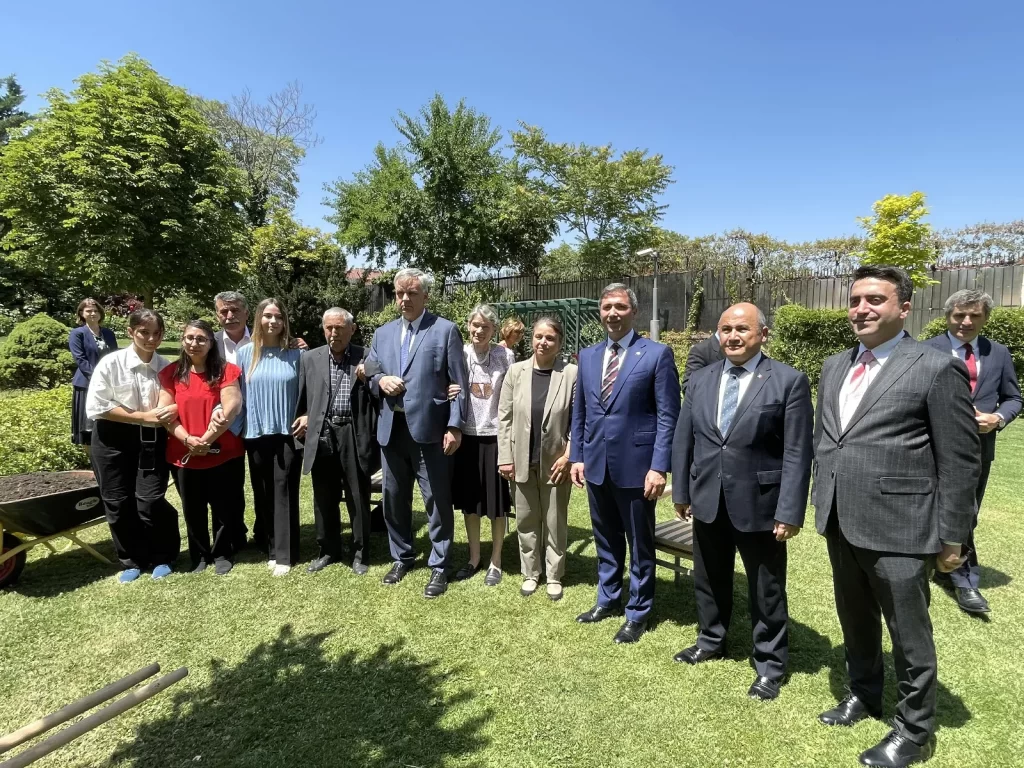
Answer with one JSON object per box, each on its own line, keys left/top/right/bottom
{"left": 719, "top": 366, "right": 746, "bottom": 434}
{"left": 400, "top": 323, "right": 412, "bottom": 371}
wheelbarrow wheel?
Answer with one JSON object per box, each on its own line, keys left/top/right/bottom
{"left": 0, "top": 531, "right": 27, "bottom": 588}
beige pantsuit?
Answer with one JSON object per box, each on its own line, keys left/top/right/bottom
{"left": 498, "top": 358, "right": 577, "bottom": 583}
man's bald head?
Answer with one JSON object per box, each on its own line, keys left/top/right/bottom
{"left": 718, "top": 302, "right": 769, "bottom": 365}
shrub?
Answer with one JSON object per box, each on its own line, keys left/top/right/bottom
{"left": 354, "top": 304, "right": 400, "bottom": 347}
{"left": 770, "top": 304, "right": 856, "bottom": 388}
{"left": 919, "top": 307, "right": 1024, "bottom": 379}
{"left": 0, "top": 386, "right": 89, "bottom": 475}
{"left": 0, "top": 313, "right": 76, "bottom": 389}
{"left": 160, "top": 291, "right": 217, "bottom": 341}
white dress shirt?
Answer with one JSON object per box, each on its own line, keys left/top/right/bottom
{"left": 85, "top": 346, "right": 172, "bottom": 420}
{"left": 838, "top": 333, "right": 904, "bottom": 430}
{"left": 716, "top": 352, "right": 762, "bottom": 428}
{"left": 400, "top": 311, "right": 427, "bottom": 356}
{"left": 216, "top": 327, "right": 251, "bottom": 365}
{"left": 602, "top": 329, "right": 636, "bottom": 379}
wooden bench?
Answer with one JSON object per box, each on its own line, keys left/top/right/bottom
{"left": 654, "top": 517, "right": 694, "bottom": 585}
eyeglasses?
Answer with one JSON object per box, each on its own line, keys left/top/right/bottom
{"left": 183, "top": 335, "right": 211, "bottom": 345}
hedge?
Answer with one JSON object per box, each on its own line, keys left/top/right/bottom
{"left": 919, "top": 307, "right": 1024, "bottom": 379}
{"left": 0, "top": 386, "right": 90, "bottom": 476}
{"left": 769, "top": 304, "right": 857, "bottom": 389}
{"left": 0, "top": 313, "right": 76, "bottom": 389}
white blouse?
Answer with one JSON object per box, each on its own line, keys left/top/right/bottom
{"left": 85, "top": 346, "right": 172, "bottom": 420}
{"left": 462, "top": 344, "right": 514, "bottom": 437}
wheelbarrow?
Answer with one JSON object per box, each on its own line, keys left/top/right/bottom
{"left": 0, "top": 470, "right": 110, "bottom": 589}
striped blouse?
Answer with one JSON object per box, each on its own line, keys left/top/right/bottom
{"left": 235, "top": 345, "right": 303, "bottom": 439}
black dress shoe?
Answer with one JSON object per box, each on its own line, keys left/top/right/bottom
{"left": 191, "top": 560, "right": 208, "bottom": 574}
{"left": 818, "top": 693, "right": 882, "bottom": 726}
{"left": 748, "top": 676, "right": 782, "bottom": 701}
{"left": 453, "top": 562, "right": 481, "bottom": 581}
{"left": 307, "top": 555, "right": 334, "bottom": 574}
{"left": 351, "top": 561, "right": 369, "bottom": 576}
{"left": 576, "top": 604, "right": 623, "bottom": 623}
{"left": 672, "top": 644, "right": 725, "bottom": 665}
{"left": 424, "top": 569, "right": 448, "bottom": 598}
{"left": 213, "top": 558, "right": 233, "bottom": 576}
{"left": 382, "top": 562, "right": 411, "bottom": 585}
{"left": 613, "top": 619, "right": 647, "bottom": 644}
{"left": 955, "top": 587, "right": 991, "bottom": 614}
{"left": 859, "top": 729, "right": 934, "bottom": 767}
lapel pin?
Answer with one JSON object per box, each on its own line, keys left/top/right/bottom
{"left": 757, "top": 373, "right": 762, "bottom": 379}
{"left": 635, "top": 351, "right": 641, "bottom": 356}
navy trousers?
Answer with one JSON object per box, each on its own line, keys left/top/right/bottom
{"left": 950, "top": 458, "right": 992, "bottom": 589}
{"left": 380, "top": 413, "right": 454, "bottom": 569}
{"left": 586, "top": 475, "right": 657, "bottom": 622}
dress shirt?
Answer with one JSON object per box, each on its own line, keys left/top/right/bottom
{"left": 399, "top": 311, "right": 427, "bottom": 357}
{"left": 216, "top": 327, "right": 251, "bottom": 365}
{"left": 716, "top": 352, "right": 763, "bottom": 428}
{"left": 602, "top": 329, "right": 636, "bottom": 378}
{"left": 838, "top": 333, "right": 904, "bottom": 430}
{"left": 85, "top": 346, "right": 172, "bottom": 420}
{"left": 947, "top": 332, "right": 1002, "bottom": 419}
{"left": 328, "top": 346, "right": 354, "bottom": 417}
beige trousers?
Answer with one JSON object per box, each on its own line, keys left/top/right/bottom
{"left": 514, "top": 465, "right": 571, "bottom": 582}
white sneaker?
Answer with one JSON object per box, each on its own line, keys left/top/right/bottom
{"left": 267, "top": 560, "right": 277, "bottom": 570}
{"left": 272, "top": 564, "right": 291, "bottom": 577}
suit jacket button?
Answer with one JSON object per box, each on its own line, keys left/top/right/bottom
{"left": 721, "top": 445, "right": 727, "bottom": 450}
{"left": 831, "top": 471, "right": 835, "bottom": 477}
{"left": 717, "top": 472, "right": 721, "bottom": 478}
{"left": 837, "top": 441, "right": 843, "bottom": 449}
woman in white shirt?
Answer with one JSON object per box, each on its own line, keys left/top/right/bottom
{"left": 451, "top": 304, "right": 515, "bottom": 586}
{"left": 86, "top": 308, "right": 181, "bottom": 585}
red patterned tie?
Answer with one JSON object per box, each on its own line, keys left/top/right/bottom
{"left": 848, "top": 348, "right": 875, "bottom": 388}
{"left": 601, "top": 342, "right": 620, "bottom": 402}
{"left": 963, "top": 343, "right": 978, "bottom": 393}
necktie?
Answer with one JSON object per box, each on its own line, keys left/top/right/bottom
{"left": 840, "top": 349, "right": 876, "bottom": 428}
{"left": 400, "top": 323, "right": 412, "bottom": 371}
{"left": 964, "top": 342, "right": 978, "bottom": 393}
{"left": 601, "top": 342, "right": 620, "bottom": 402}
{"left": 718, "top": 366, "right": 746, "bottom": 434}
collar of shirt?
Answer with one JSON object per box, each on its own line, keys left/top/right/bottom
{"left": 857, "top": 332, "right": 905, "bottom": 367}
{"left": 330, "top": 345, "right": 352, "bottom": 365}
{"left": 947, "top": 331, "right": 980, "bottom": 352}
{"left": 723, "top": 351, "right": 762, "bottom": 377}
{"left": 218, "top": 327, "right": 251, "bottom": 348}
{"left": 605, "top": 329, "right": 636, "bottom": 351}
{"left": 403, "top": 311, "right": 426, "bottom": 334}
{"left": 124, "top": 344, "right": 166, "bottom": 375}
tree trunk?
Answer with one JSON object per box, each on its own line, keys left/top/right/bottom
{"left": 142, "top": 287, "right": 153, "bottom": 308}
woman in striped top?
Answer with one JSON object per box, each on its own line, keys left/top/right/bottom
{"left": 236, "top": 298, "right": 304, "bottom": 576}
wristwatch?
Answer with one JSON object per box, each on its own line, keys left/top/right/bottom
{"left": 997, "top": 415, "right": 1006, "bottom": 429}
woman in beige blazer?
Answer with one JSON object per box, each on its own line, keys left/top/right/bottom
{"left": 498, "top": 316, "right": 578, "bottom": 601}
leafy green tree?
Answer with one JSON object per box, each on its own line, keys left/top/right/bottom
{"left": 0, "top": 75, "right": 30, "bottom": 149}
{"left": 511, "top": 124, "right": 673, "bottom": 277}
{"left": 196, "top": 82, "right": 320, "bottom": 228}
{"left": 327, "top": 94, "right": 556, "bottom": 287}
{"left": 857, "top": 191, "right": 934, "bottom": 286}
{"left": 0, "top": 55, "right": 249, "bottom": 307}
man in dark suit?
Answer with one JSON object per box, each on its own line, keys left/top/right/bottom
{"left": 571, "top": 283, "right": 680, "bottom": 644}
{"left": 671, "top": 302, "right": 812, "bottom": 701}
{"left": 294, "top": 308, "right": 379, "bottom": 576}
{"left": 813, "top": 266, "right": 980, "bottom": 768}
{"left": 364, "top": 268, "right": 468, "bottom": 599}
{"left": 924, "top": 288, "right": 1021, "bottom": 615}
{"left": 681, "top": 332, "right": 724, "bottom": 391}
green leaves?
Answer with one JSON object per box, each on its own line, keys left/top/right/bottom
{"left": 0, "top": 386, "right": 89, "bottom": 475}
{"left": 0, "top": 313, "right": 76, "bottom": 389}
{"left": 857, "top": 191, "right": 935, "bottom": 287}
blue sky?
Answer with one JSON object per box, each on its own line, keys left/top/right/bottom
{"left": 6, "top": 0, "right": 1023, "bottom": 250}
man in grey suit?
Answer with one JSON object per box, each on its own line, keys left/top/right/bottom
{"left": 293, "top": 308, "right": 379, "bottom": 576}
{"left": 681, "top": 332, "right": 724, "bottom": 391}
{"left": 924, "top": 289, "right": 1021, "bottom": 615}
{"left": 813, "top": 266, "right": 980, "bottom": 768}
{"left": 364, "top": 268, "right": 469, "bottom": 598}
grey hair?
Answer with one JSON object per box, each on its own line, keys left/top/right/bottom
{"left": 600, "top": 282, "right": 638, "bottom": 313}
{"left": 214, "top": 291, "right": 248, "bottom": 310}
{"left": 756, "top": 309, "right": 768, "bottom": 330}
{"left": 394, "top": 268, "right": 434, "bottom": 295}
{"left": 944, "top": 289, "right": 993, "bottom": 318}
{"left": 322, "top": 307, "right": 354, "bottom": 325}
{"left": 467, "top": 303, "right": 498, "bottom": 328}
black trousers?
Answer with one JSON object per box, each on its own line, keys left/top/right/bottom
{"left": 311, "top": 420, "right": 372, "bottom": 564}
{"left": 172, "top": 456, "right": 246, "bottom": 568}
{"left": 91, "top": 420, "right": 180, "bottom": 570}
{"left": 825, "top": 510, "right": 936, "bottom": 745}
{"left": 245, "top": 435, "right": 301, "bottom": 566}
{"left": 950, "top": 457, "right": 991, "bottom": 589}
{"left": 692, "top": 499, "right": 789, "bottom": 681}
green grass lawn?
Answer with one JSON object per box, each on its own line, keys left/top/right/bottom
{"left": 2, "top": 432, "right": 1023, "bottom": 767}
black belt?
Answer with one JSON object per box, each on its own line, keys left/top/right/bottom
{"left": 326, "top": 414, "right": 353, "bottom": 426}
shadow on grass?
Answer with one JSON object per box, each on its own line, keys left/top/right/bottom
{"left": 978, "top": 564, "right": 1012, "bottom": 589}
{"left": 109, "top": 625, "right": 492, "bottom": 768}
{"left": 8, "top": 538, "right": 120, "bottom": 597}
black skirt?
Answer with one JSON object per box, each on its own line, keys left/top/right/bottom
{"left": 71, "top": 385, "right": 92, "bottom": 445}
{"left": 453, "top": 434, "right": 511, "bottom": 518}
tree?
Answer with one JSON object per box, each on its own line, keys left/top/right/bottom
{"left": 725, "top": 229, "right": 797, "bottom": 301}
{"left": 793, "top": 235, "right": 863, "bottom": 273}
{"left": 0, "top": 75, "right": 30, "bottom": 149}
{"left": 857, "top": 192, "right": 934, "bottom": 286}
{"left": 197, "top": 82, "right": 320, "bottom": 228}
{"left": 327, "top": 94, "right": 556, "bottom": 287}
{"left": 934, "top": 221, "right": 1024, "bottom": 267}
{"left": 0, "top": 55, "right": 249, "bottom": 307}
{"left": 511, "top": 124, "right": 673, "bottom": 276}
{"left": 243, "top": 207, "right": 367, "bottom": 341}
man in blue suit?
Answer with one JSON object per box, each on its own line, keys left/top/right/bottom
{"left": 924, "top": 289, "right": 1021, "bottom": 615}
{"left": 364, "top": 268, "right": 469, "bottom": 599}
{"left": 571, "top": 283, "right": 680, "bottom": 644}
{"left": 671, "top": 303, "right": 813, "bottom": 701}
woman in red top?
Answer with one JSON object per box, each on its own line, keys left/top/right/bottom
{"left": 158, "top": 319, "right": 245, "bottom": 575}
